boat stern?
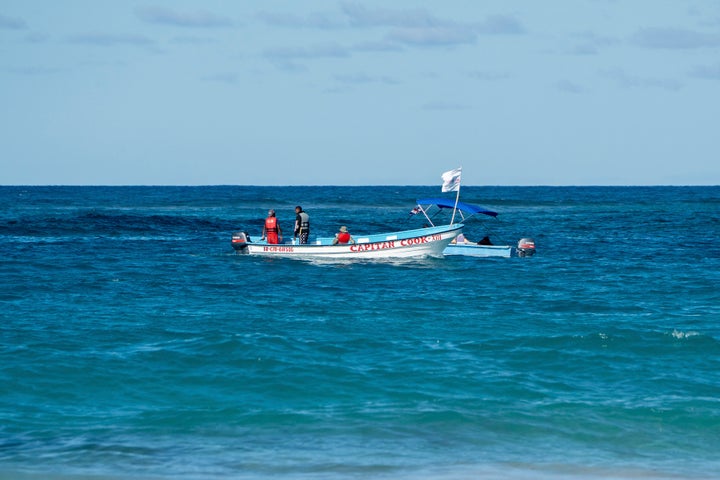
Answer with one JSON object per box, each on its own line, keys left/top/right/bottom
{"left": 231, "top": 231, "right": 251, "bottom": 253}
{"left": 517, "top": 238, "right": 536, "bottom": 257}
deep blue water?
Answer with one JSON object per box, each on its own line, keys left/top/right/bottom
{"left": 1, "top": 185, "right": 719, "bottom": 479}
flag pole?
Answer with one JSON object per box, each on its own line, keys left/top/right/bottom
{"left": 450, "top": 167, "right": 461, "bottom": 225}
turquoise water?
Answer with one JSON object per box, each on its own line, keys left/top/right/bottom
{"left": 1, "top": 186, "right": 719, "bottom": 479}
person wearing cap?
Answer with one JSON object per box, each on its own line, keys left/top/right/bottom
{"left": 294, "top": 206, "right": 310, "bottom": 244}
{"left": 332, "top": 226, "right": 355, "bottom": 245}
{"left": 261, "top": 209, "right": 282, "bottom": 244}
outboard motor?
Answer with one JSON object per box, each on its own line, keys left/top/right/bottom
{"left": 517, "top": 238, "right": 536, "bottom": 257}
{"left": 231, "top": 231, "right": 251, "bottom": 253}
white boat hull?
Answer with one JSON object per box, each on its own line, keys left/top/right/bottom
{"left": 233, "top": 224, "right": 463, "bottom": 259}
{"left": 443, "top": 243, "right": 512, "bottom": 258}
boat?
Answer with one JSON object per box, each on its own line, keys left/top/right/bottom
{"left": 412, "top": 198, "right": 530, "bottom": 258}
{"left": 231, "top": 223, "right": 464, "bottom": 259}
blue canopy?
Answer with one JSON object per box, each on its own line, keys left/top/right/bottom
{"left": 416, "top": 198, "right": 498, "bottom": 217}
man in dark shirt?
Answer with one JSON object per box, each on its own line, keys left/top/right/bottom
{"left": 294, "top": 205, "right": 310, "bottom": 244}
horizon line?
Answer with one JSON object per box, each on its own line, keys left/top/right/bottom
{"left": 1, "top": 184, "right": 719, "bottom": 188}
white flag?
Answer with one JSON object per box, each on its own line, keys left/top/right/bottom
{"left": 441, "top": 167, "right": 462, "bottom": 192}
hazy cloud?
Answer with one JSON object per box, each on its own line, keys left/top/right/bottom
{"left": 568, "top": 44, "right": 599, "bottom": 55}
{"left": 271, "top": 61, "right": 307, "bottom": 73}
{"left": 67, "top": 33, "right": 154, "bottom": 47}
{"left": 202, "top": 72, "right": 239, "bottom": 84}
{"left": 421, "top": 101, "right": 470, "bottom": 111}
{"left": 263, "top": 43, "right": 350, "bottom": 71}
{"left": 388, "top": 26, "right": 479, "bottom": 46}
{"left": 466, "top": 70, "right": 510, "bottom": 81}
{"left": 136, "top": 7, "right": 234, "bottom": 28}
{"left": 256, "top": 11, "right": 345, "bottom": 29}
{"left": 334, "top": 73, "right": 398, "bottom": 85}
{"left": 350, "top": 41, "right": 404, "bottom": 53}
{"left": 25, "top": 32, "right": 50, "bottom": 43}
{"left": 341, "top": 5, "right": 524, "bottom": 47}
{"left": 568, "top": 32, "right": 618, "bottom": 55}
{"left": 5, "top": 66, "right": 63, "bottom": 75}
{"left": 632, "top": 27, "right": 720, "bottom": 49}
{"left": 602, "top": 68, "right": 683, "bottom": 91}
{"left": 257, "top": 4, "right": 524, "bottom": 50}
{"left": 170, "top": 35, "right": 217, "bottom": 45}
{"left": 0, "top": 14, "right": 27, "bottom": 29}
{"left": 556, "top": 80, "right": 585, "bottom": 94}
{"left": 690, "top": 63, "right": 720, "bottom": 80}
{"left": 263, "top": 43, "right": 350, "bottom": 61}
{"left": 474, "top": 14, "right": 525, "bottom": 35}
{"left": 341, "top": 3, "right": 448, "bottom": 28}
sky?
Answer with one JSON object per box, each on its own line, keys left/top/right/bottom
{"left": 1, "top": 1, "right": 719, "bottom": 186}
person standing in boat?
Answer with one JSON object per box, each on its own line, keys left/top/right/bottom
{"left": 332, "top": 226, "right": 355, "bottom": 245}
{"left": 294, "top": 206, "right": 310, "bottom": 244}
{"left": 261, "top": 209, "right": 282, "bottom": 244}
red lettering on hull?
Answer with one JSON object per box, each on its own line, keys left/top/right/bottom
{"left": 399, "top": 234, "right": 441, "bottom": 246}
{"left": 263, "top": 246, "right": 295, "bottom": 252}
{"left": 346, "top": 234, "right": 444, "bottom": 252}
{"left": 349, "top": 241, "right": 396, "bottom": 252}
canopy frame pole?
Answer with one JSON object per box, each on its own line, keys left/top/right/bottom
{"left": 420, "top": 206, "right": 435, "bottom": 227}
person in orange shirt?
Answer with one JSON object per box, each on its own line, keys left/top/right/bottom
{"left": 261, "top": 209, "right": 282, "bottom": 244}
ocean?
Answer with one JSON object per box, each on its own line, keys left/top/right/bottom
{"left": 1, "top": 185, "right": 719, "bottom": 480}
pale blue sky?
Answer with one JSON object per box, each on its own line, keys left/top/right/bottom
{"left": 1, "top": 1, "right": 719, "bottom": 185}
